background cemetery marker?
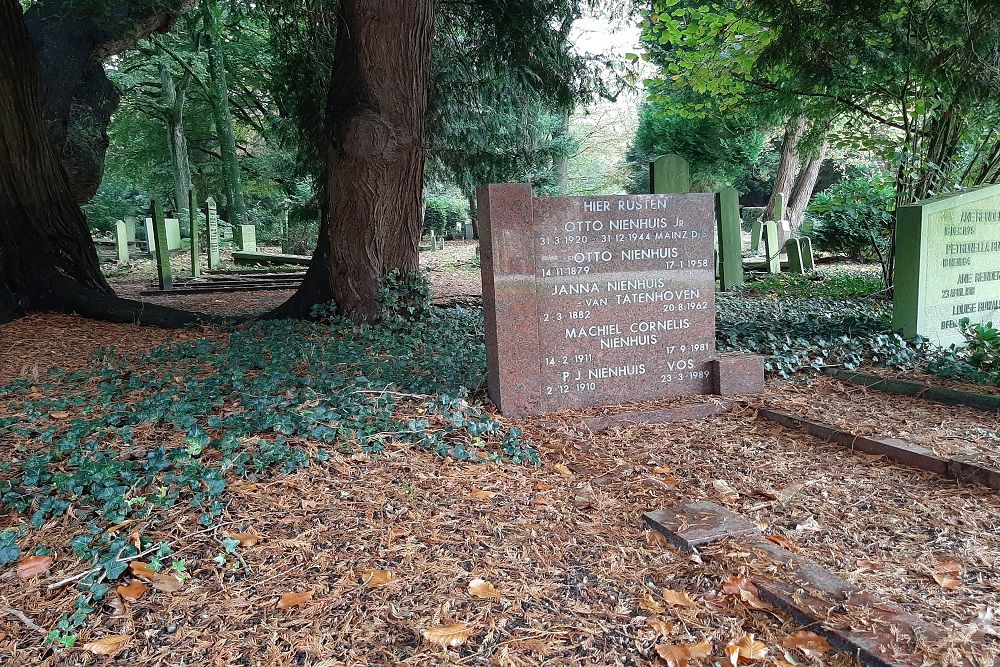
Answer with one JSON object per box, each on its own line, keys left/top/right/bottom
{"left": 649, "top": 154, "right": 691, "bottom": 195}
{"left": 189, "top": 187, "right": 201, "bottom": 278}
{"left": 750, "top": 220, "right": 762, "bottom": 253}
{"left": 715, "top": 186, "right": 744, "bottom": 291}
{"left": 893, "top": 183, "right": 1000, "bottom": 346}
{"left": 763, "top": 221, "right": 781, "bottom": 274}
{"left": 478, "top": 183, "right": 762, "bottom": 417}
{"left": 151, "top": 199, "right": 173, "bottom": 290}
{"left": 785, "top": 238, "right": 805, "bottom": 274}
{"left": 206, "top": 198, "right": 220, "bottom": 269}
{"left": 241, "top": 225, "right": 257, "bottom": 252}
{"left": 800, "top": 237, "right": 815, "bottom": 271}
{"left": 114, "top": 220, "right": 129, "bottom": 264}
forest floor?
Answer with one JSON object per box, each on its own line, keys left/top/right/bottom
{"left": 1, "top": 254, "right": 998, "bottom": 666}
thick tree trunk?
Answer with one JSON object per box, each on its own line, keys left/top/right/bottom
{"left": 204, "top": 0, "right": 249, "bottom": 234}
{"left": 0, "top": 0, "right": 203, "bottom": 327}
{"left": 764, "top": 115, "right": 807, "bottom": 222}
{"left": 158, "top": 47, "right": 193, "bottom": 221}
{"left": 23, "top": 0, "right": 197, "bottom": 202}
{"left": 787, "top": 135, "right": 829, "bottom": 235}
{"left": 269, "top": 0, "right": 437, "bottom": 320}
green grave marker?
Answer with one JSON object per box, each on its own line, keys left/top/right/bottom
{"left": 189, "top": 187, "right": 201, "bottom": 278}
{"left": 241, "top": 225, "right": 257, "bottom": 252}
{"left": 763, "top": 221, "right": 781, "bottom": 274}
{"left": 206, "top": 197, "right": 220, "bottom": 269}
{"left": 800, "top": 237, "right": 815, "bottom": 271}
{"left": 750, "top": 220, "right": 763, "bottom": 254}
{"left": 649, "top": 154, "right": 691, "bottom": 194}
{"left": 114, "top": 220, "right": 129, "bottom": 264}
{"left": 773, "top": 192, "right": 786, "bottom": 222}
{"left": 784, "top": 238, "right": 805, "bottom": 274}
{"left": 151, "top": 199, "right": 173, "bottom": 290}
{"left": 893, "top": 184, "right": 1000, "bottom": 346}
{"left": 715, "top": 186, "right": 744, "bottom": 291}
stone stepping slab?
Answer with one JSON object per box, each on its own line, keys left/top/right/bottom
{"left": 824, "top": 368, "right": 1000, "bottom": 413}
{"left": 757, "top": 408, "right": 1000, "bottom": 491}
{"left": 644, "top": 501, "right": 995, "bottom": 667}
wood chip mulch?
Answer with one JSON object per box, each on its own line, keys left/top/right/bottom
{"left": 767, "top": 374, "right": 1000, "bottom": 472}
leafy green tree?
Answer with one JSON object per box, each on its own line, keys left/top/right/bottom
{"left": 623, "top": 98, "right": 769, "bottom": 194}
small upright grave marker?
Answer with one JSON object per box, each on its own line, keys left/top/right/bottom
{"left": 241, "top": 225, "right": 257, "bottom": 253}
{"left": 716, "top": 186, "right": 744, "bottom": 291}
{"left": 478, "top": 183, "right": 762, "bottom": 417}
{"left": 763, "top": 221, "right": 781, "bottom": 274}
{"left": 650, "top": 154, "right": 691, "bottom": 195}
{"left": 151, "top": 200, "right": 173, "bottom": 290}
{"left": 189, "top": 187, "right": 201, "bottom": 278}
{"left": 785, "top": 239, "right": 805, "bottom": 274}
{"left": 114, "top": 220, "right": 129, "bottom": 264}
{"left": 894, "top": 184, "right": 1000, "bottom": 346}
{"left": 206, "top": 198, "right": 220, "bottom": 269}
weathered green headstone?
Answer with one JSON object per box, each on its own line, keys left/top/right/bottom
{"left": 114, "top": 220, "right": 129, "bottom": 264}
{"left": 165, "top": 218, "right": 181, "bottom": 250}
{"left": 650, "top": 154, "right": 691, "bottom": 194}
{"left": 773, "top": 192, "right": 786, "bottom": 222}
{"left": 716, "top": 186, "right": 744, "bottom": 291}
{"left": 124, "top": 216, "right": 138, "bottom": 243}
{"left": 188, "top": 188, "right": 201, "bottom": 278}
{"left": 763, "top": 221, "right": 781, "bottom": 274}
{"left": 151, "top": 200, "right": 173, "bottom": 290}
{"left": 893, "top": 184, "right": 1000, "bottom": 346}
{"left": 240, "top": 225, "right": 257, "bottom": 252}
{"left": 800, "top": 237, "right": 815, "bottom": 271}
{"left": 750, "top": 220, "right": 763, "bottom": 254}
{"left": 205, "top": 198, "right": 220, "bottom": 269}
{"left": 785, "top": 238, "right": 805, "bottom": 274}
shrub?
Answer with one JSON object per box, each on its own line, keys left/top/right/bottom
{"left": 807, "top": 165, "right": 894, "bottom": 260}
{"left": 424, "top": 196, "right": 468, "bottom": 238}
{"left": 928, "top": 318, "right": 1000, "bottom": 386}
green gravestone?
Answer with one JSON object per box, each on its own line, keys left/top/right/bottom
{"left": 763, "top": 221, "right": 781, "bottom": 274}
{"left": 124, "top": 216, "right": 137, "bottom": 243}
{"left": 750, "top": 220, "right": 763, "bottom": 254}
{"left": 773, "top": 192, "right": 786, "bottom": 222}
{"left": 649, "top": 154, "right": 691, "bottom": 194}
{"left": 785, "top": 238, "right": 805, "bottom": 274}
{"left": 114, "top": 220, "right": 129, "bottom": 264}
{"left": 151, "top": 200, "right": 173, "bottom": 290}
{"left": 205, "top": 198, "right": 220, "bottom": 269}
{"left": 166, "top": 218, "right": 181, "bottom": 250}
{"left": 893, "top": 183, "right": 1000, "bottom": 347}
{"left": 800, "top": 237, "right": 815, "bottom": 271}
{"left": 189, "top": 188, "right": 201, "bottom": 278}
{"left": 716, "top": 186, "right": 744, "bottom": 291}
{"left": 241, "top": 224, "right": 257, "bottom": 252}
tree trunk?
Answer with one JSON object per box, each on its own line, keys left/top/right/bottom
{"left": 269, "top": 0, "right": 437, "bottom": 320}
{"left": 764, "top": 115, "right": 807, "bottom": 222}
{"left": 158, "top": 46, "right": 193, "bottom": 221}
{"left": 0, "top": 0, "right": 203, "bottom": 327}
{"left": 204, "top": 0, "right": 248, "bottom": 234}
{"left": 787, "top": 135, "right": 829, "bottom": 235}
{"left": 23, "top": 0, "right": 197, "bottom": 202}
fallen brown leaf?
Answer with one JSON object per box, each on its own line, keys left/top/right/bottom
{"left": 930, "top": 561, "right": 962, "bottom": 589}
{"left": 662, "top": 589, "right": 697, "bottom": 608}
{"left": 552, "top": 463, "right": 573, "bottom": 477}
{"left": 150, "top": 572, "right": 184, "bottom": 592}
{"left": 722, "top": 576, "right": 757, "bottom": 597}
{"left": 469, "top": 489, "right": 497, "bottom": 501}
{"left": 83, "top": 635, "right": 129, "bottom": 657}
{"left": 361, "top": 569, "right": 395, "bottom": 589}
{"left": 646, "top": 617, "right": 675, "bottom": 636}
{"left": 782, "top": 630, "right": 831, "bottom": 657}
{"left": 16, "top": 555, "right": 54, "bottom": 580}
{"left": 729, "top": 634, "right": 767, "bottom": 663}
{"left": 421, "top": 623, "right": 474, "bottom": 648}
{"left": 116, "top": 580, "right": 149, "bottom": 602}
{"left": 468, "top": 578, "right": 500, "bottom": 601}
{"left": 48, "top": 411, "right": 70, "bottom": 420}
{"left": 228, "top": 532, "right": 261, "bottom": 547}
{"left": 640, "top": 590, "right": 666, "bottom": 613}
{"left": 129, "top": 561, "right": 157, "bottom": 579}
{"left": 277, "top": 591, "right": 312, "bottom": 609}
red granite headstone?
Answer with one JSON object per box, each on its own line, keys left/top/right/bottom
{"left": 478, "top": 183, "right": 762, "bottom": 417}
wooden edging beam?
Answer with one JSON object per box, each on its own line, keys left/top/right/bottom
{"left": 757, "top": 408, "right": 1000, "bottom": 491}
{"left": 823, "top": 368, "right": 1000, "bottom": 413}
{"left": 644, "top": 502, "right": 992, "bottom": 667}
